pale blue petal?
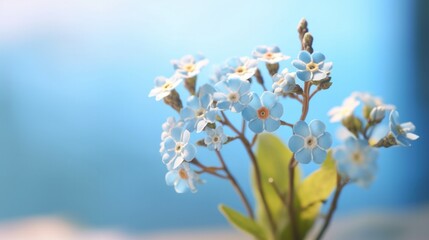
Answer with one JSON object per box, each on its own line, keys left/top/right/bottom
{"left": 205, "top": 110, "right": 217, "bottom": 122}
{"left": 173, "top": 156, "right": 184, "bottom": 169}
{"left": 309, "top": 120, "right": 326, "bottom": 137}
{"left": 154, "top": 77, "right": 167, "bottom": 87}
{"left": 239, "top": 92, "right": 252, "bottom": 105}
{"left": 298, "top": 51, "right": 312, "bottom": 63}
{"left": 261, "top": 91, "right": 277, "bottom": 109}
{"left": 163, "top": 137, "right": 176, "bottom": 150}
{"left": 292, "top": 60, "right": 307, "bottom": 70}
{"left": 269, "top": 103, "right": 283, "bottom": 119}
{"left": 248, "top": 93, "right": 262, "bottom": 109}
{"left": 226, "top": 57, "right": 241, "bottom": 68}
{"left": 265, "top": 118, "right": 280, "bottom": 132}
{"left": 320, "top": 62, "right": 333, "bottom": 71}
{"left": 184, "top": 119, "right": 196, "bottom": 132}
{"left": 295, "top": 148, "right": 312, "bottom": 164}
{"left": 175, "top": 179, "right": 188, "bottom": 193}
{"left": 170, "top": 127, "right": 183, "bottom": 142}
{"left": 180, "top": 107, "right": 194, "bottom": 121}
{"left": 312, "top": 147, "right": 327, "bottom": 164}
{"left": 317, "top": 132, "right": 332, "bottom": 150}
{"left": 187, "top": 96, "right": 200, "bottom": 109}
{"left": 293, "top": 121, "right": 310, "bottom": 137}
{"left": 227, "top": 79, "right": 242, "bottom": 92}
{"left": 312, "top": 71, "right": 327, "bottom": 81}
{"left": 312, "top": 52, "right": 325, "bottom": 63}
{"left": 272, "top": 46, "right": 281, "bottom": 53}
{"left": 333, "top": 148, "right": 347, "bottom": 163}
{"left": 288, "top": 135, "right": 304, "bottom": 152}
{"left": 196, "top": 119, "right": 207, "bottom": 132}
{"left": 183, "top": 144, "right": 196, "bottom": 161}
{"left": 242, "top": 106, "right": 257, "bottom": 121}
{"left": 238, "top": 81, "right": 251, "bottom": 94}
{"left": 296, "top": 70, "right": 311, "bottom": 81}
{"left": 162, "top": 152, "right": 174, "bottom": 164}
{"left": 232, "top": 102, "right": 245, "bottom": 112}
{"left": 165, "top": 170, "right": 178, "bottom": 186}
{"left": 200, "top": 94, "right": 211, "bottom": 109}
{"left": 249, "top": 119, "right": 264, "bottom": 133}
{"left": 217, "top": 101, "right": 231, "bottom": 110}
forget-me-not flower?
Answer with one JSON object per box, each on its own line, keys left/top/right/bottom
{"left": 204, "top": 126, "right": 228, "bottom": 151}
{"left": 161, "top": 127, "right": 197, "bottom": 169}
{"left": 272, "top": 69, "right": 297, "bottom": 96}
{"left": 292, "top": 51, "right": 333, "bottom": 82}
{"left": 210, "top": 64, "right": 234, "bottom": 84}
{"left": 214, "top": 78, "right": 252, "bottom": 113}
{"left": 172, "top": 54, "right": 209, "bottom": 79}
{"left": 225, "top": 57, "right": 258, "bottom": 81}
{"left": 334, "top": 137, "right": 378, "bottom": 187}
{"left": 148, "top": 75, "right": 183, "bottom": 101}
{"left": 389, "top": 110, "right": 419, "bottom": 146}
{"left": 252, "top": 45, "right": 290, "bottom": 64}
{"left": 328, "top": 96, "right": 360, "bottom": 123}
{"left": 242, "top": 91, "right": 283, "bottom": 133}
{"left": 161, "top": 117, "right": 184, "bottom": 141}
{"left": 165, "top": 162, "right": 202, "bottom": 193}
{"left": 181, "top": 94, "right": 217, "bottom": 133}
{"left": 288, "top": 120, "right": 332, "bottom": 164}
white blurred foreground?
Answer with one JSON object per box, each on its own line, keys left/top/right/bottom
{"left": 0, "top": 206, "right": 428, "bottom": 240}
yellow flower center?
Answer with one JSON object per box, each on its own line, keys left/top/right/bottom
{"left": 306, "top": 62, "right": 319, "bottom": 72}
{"left": 257, "top": 107, "right": 270, "bottom": 120}
{"left": 162, "top": 82, "right": 172, "bottom": 90}
{"left": 184, "top": 63, "right": 196, "bottom": 72}
{"left": 178, "top": 168, "right": 189, "bottom": 179}
{"left": 264, "top": 52, "right": 274, "bottom": 59}
{"left": 235, "top": 66, "right": 247, "bottom": 74}
{"left": 175, "top": 143, "right": 183, "bottom": 153}
{"left": 351, "top": 151, "right": 364, "bottom": 164}
{"left": 195, "top": 108, "right": 205, "bottom": 118}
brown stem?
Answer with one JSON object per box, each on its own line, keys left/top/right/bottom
{"left": 288, "top": 93, "right": 303, "bottom": 103}
{"left": 309, "top": 86, "right": 321, "bottom": 100}
{"left": 280, "top": 120, "right": 294, "bottom": 128}
{"left": 315, "top": 174, "right": 348, "bottom": 240}
{"left": 221, "top": 112, "right": 277, "bottom": 234}
{"left": 288, "top": 156, "right": 299, "bottom": 240}
{"left": 251, "top": 134, "right": 258, "bottom": 147}
{"left": 191, "top": 158, "right": 228, "bottom": 179}
{"left": 300, "top": 82, "right": 311, "bottom": 121}
{"left": 215, "top": 150, "right": 254, "bottom": 219}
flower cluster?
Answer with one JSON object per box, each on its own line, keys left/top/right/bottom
{"left": 329, "top": 92, "right": 419, "bottom": 186}
{"left": 148, "top": 19, "right": 418, "bottom": 240}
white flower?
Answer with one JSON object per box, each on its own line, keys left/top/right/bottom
{"left": 328, "top": 96, "right": 360, "bottom": 122}
{"left": 226, "top": 57, "right": 258, "bottom": 81}
{"left": 161, "top": 117, "right": 184, "bottom": 141}
{"left": 148, "top": 75, "right": 182, "bottom": 101}
{"left": 165, "top": 162, "right": 202, "bottom": 193}
{"left": 272, "top": 69, "right": 296, "bottom": 95}
{"left": 161, "top": 127, "right": 197, "bottom": 169}
{"left": 252, "top": 45, "right": 290, "bottom": 64}
{"left": 204, "top": 126, "right": 228, "bottom": 151}
{"left": 171, "top": 54, "right": 209, "bottom": 79}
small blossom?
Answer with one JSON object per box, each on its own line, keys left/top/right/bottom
{"left": 214, "top": 78, "right": 252, "bottom": 113}
{"left": 165, "top": 162, "right": 202, "bottom": 193}
{"left": 172, "top": 54, "right": 209, "bottom": 78}
{"left": 351, "top": 92, "right": 383, "bottom": 108}
{"left": 210, "top": 64, "right": 233, "bottom": 84}
{"left": 242, "top": 91, "right": 283, "bottom": 133}
{"left": 369, "top": 106, "right": 386, "bottom": 123}
{"left": 288, "top": 120, "right": 332, "bottom": 164}
{"left": 328, "top": 96, "right": 360, "bottom": 122}
{"left": 148, "top": 75, "right": 183, "bottom": 101}
{"left": 389, "top": 110, "right": 419, "bottom": 146}
{"left": 181, "top": 94, "right": 217, "bottom": 133}
{"left": 204, "top": 126, "right": 228, "bottom": 151}
{"left": 161, "top": 117, "right": 184, "bottom": 141}
{"left": 252, "top": 45, "right": 290, "bottom": 64}
{"left": 161, "top": 127, "right": 197, "bottom": 169}
{"left": 226, "top": 57, "right": 258, "bottom": 81}
{"left": 334, "top": 137, "right": 378, "bottom": 187}
{"left": 272, "top": 69, "right": 296, "bottom": 96}
{"left": 292, "top": 50, "right": 332, "bottom": 82}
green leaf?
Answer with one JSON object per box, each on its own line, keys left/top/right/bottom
{"left": 297, "top": 151, "right": 337, "bottom": 237}
{"left": 253, "top": 133, "right": 301, "bottom": 238}
{"left": 219, "top": 204, "right": 267, "bottom": 240}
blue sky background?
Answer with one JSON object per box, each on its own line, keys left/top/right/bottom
{"left": 0, "top": 0, "right": 427, "bottom": 234}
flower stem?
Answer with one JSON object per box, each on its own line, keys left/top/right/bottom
{"left": 215, "top": 150, "right": 254, "bottom": 219}
{"left": 220, "top": 111, "right": 277, "bottom": 234}
{"left": 315, "top": 174, "right": 348, "bottom": 240}
{"left": 300, "top": 82, "right": 311, "bottom": 121}
{"left": 288, "top": 157, "right": 300, "bottom": 240}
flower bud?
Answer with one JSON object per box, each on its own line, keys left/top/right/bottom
{"left": 341, "top": 115, "right": 362, "bottom": 136}
{"left": 184, "top": 76, "right": 197, "bottom": 95}
{"left": 163, "top": 89, "right": 183, "bottom": 113}
{"left": 369, "top": 106, "right": 386, "bottom": 123}
{"left": 373, "top": 133, "right": 397, "bottom": 148}
{"left": 266, "top": 63, "right": 279, "bottom": 76}
{"left": 303, "top": 32, "right": 314, "bottom": 53}
{"left": 254, "top": 68, "right": 264, "bottom": 85}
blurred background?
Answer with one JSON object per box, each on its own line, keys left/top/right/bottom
{"left": 0, "top": 0, "right": 427, "bottom": 239}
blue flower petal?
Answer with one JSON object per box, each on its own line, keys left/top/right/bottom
{"left": 317, "top": 132, "right": 332, "bottom": 150}
{"left": 187, "top": 96, "right": 200, "bottom": 109}
{"left": 180, "top": 107, "right": 194, "bottom": 121}
{"left": 298, "top": 51, "right": 312, "bottom": 63}
{"left": 293, "top": 121, "right": 310, "bottom": 137}
{"left": 238, "top": 80, "right": 251, "bottom": 94}
{"left": 265, "top": 118, "right": 280, "bottom": 132}
{"left": 249, "top": 119, "right": 264, "bottom": 133}
{"left": 269, "top": 103, "right": 283, "bottom": 119}
{"left": 248, "top": 93, "right": 262, "bottom": 109}
{"left": 165, "top": 170, "right": 178, "bottom": 186}
{"left": 232, "top": 102, "right": 245, "bottom": 113}
{"left": 312, "top": 147, "right": 327, "bottom": 164}
{"left": 200, "top": 94, "right": 211, "bottom": 109}
{"left": 261, "top": 91, "right": 277, "bottom": 109}
{"left": 242, "top": 106, "right": 257, "bottom": 121}
{"left": 170, "top": 127, "right": 183, "bottom": 142}
{"left": 312, "top": 52, "right": 325, "bottom": 63}
{"left": 296, "top": 71, "right": 311, "bottom": 81}
{"left": 288, "top": 135, "right": 304, "bottom": 152}
{"left": 309, "top": 120, "right": 326, "bottom": 137}
{"left": 217, "top": 101, "right": 231, "bottom": 110}
{"left": 295, "top": 148, "right": 312, "bottom": 164}
{"left": 227, "top": 79, "right": 242, "bottom": 92}
{"left": 205, "top": 110, "right": 217, "bottom": 122}
{"left": 272, "top": 46, "right": 281, "bottom": 53}
{"left": 239, "top": 93, "right": 252, "bottom": 105}
{"left": 163, "top": 137, "right": 176, "bottom": 150}
{"left": 292, "top": 60, "right": 307, "bottom": 70}
{"left": 175, "top": 179, "right": 188, "bottom": 193}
